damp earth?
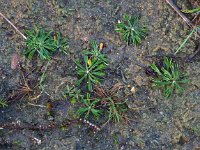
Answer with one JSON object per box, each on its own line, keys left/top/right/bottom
{"left": 0, "top": 0, "right": 200, "bottom": 149}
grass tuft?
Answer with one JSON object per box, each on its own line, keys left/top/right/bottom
{"left": 151, "top": 57, "right": 188, "bottom": 98}
{"left": 115, "top": 14, "right": 148, "bottom": 46}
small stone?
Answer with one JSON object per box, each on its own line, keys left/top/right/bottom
{"left": 142, "top": 113, "right": 147, "bottom": 118}
{"left": 11, "top": 53, "right": 20, "bottom": 70}
{"left": 130, "top": 86, "right": 136, "bottom": 94}
{"left": 134, "top": 76, "right": 144, "bottom": 86}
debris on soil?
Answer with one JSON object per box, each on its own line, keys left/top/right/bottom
{"left": 0, "top": 0, "right": 200, "bottom": 149}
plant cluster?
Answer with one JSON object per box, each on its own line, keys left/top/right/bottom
{"left": 2, "top": 10, "right": 194, "bottom": 133}
{"left": 24, "top": 28, "right": 69, "bottom": 60}
{"left": 75, "top": 41, "right": 108, "bottom": 91}
{"left": 115, "top": 14, "right": 148, "bottom": 46}
{"left": 94, "top": 84, "right": 128, "bottom": 123}
{"left": 75, "top": 87, "right": 128, "bottom": 123}
{"left": 63, "top": 41, "right": 128, "bottom": 123}
{"left": 150, "top": 57, "right": 188, "bottom": 98}
{"left": 77, "top": 94, "right": 128, "bottom": 122}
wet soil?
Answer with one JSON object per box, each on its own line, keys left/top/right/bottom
{"left": 0, "top": 0, "right": 200, "bottom": 149}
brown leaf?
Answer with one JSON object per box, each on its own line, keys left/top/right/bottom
{"left": 11, "top": 53, "right": 20, "bottom": 70}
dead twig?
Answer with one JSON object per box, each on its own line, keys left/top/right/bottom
{"left": 27, "top": 102, "right": 46, "bottom": 108}
{"left": 166, "top": 0, "right": 193, "bottom": 27}
{"left": 0, "top": 12, "right": 27, "bottom": 39}
{"left": 165, "top": 0, "right": 200, "bottom": 34}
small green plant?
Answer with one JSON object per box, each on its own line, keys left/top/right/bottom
{"left": 83, "top": 41, "right": 108, "bottom": 65}
{"left": 75, "top": 41, "right": 108, "bottom": 91}
{"left": 24, "top": 28, "right": 69, "bottom": 60}
{"left": 76, "top": 56, "right": 107, "bottom": 91}
{"left": 24, "top": 28, "right": 55, "bottom": 60}
{"left": 77, "top": 93, "right": 102, "bottom": 119}
{"left": 115, "top": 14, "right": 148, "bottom": 46}
{"left": 151, "top": 57, "right": 188, "bottom": 98}
{"left": 93, "top": 85, "right": 128, "bottom": 123}
{"left": 54, "top": 32, "right": 69, "bottom": 55}
{"left": 107, "top": 97, "right": 127, "bottom": 122}
{"left": 63, "top": 85, "right": 83, "bottom": 105}
{"left": 0, "top": 99, "right": 8, "bottom": 108}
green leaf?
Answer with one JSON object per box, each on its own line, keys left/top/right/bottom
{"left": 182, "top": 7, "right": 200, "bottom": 13}
{"left": 151, "top": 63, "right": 162, "bottom": 75}
{"left": 174, "top": 26, "right": 199, "bottom": 55}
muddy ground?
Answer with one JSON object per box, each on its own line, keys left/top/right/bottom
{"left": 0, "top": 0, "right": 200, "bottom": 149}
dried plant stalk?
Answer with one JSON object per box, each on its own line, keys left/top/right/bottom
{"left": 0, "top": 12, "right": 27, "bottom": 39}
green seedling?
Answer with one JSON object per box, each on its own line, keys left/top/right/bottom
{"left": 76, "top": 41, "right": 108, "bottom": 91}
{"left": 24, "top": 28, "right": 56, "bottom": 60}
{"left": 63, "top": 85, "right": 83, "bottom": 105}
{"left": 151, "top": 57, "right": 188, "bottom": 98}
{"left": 115, "top": 14, "right": 148, "bottom": 46}
{"left": 77, "top": 93, "right": 102, "bottom": 119}
{"left": 24, "top": 28, "right": 69, "bottom": 60}
{"left": 107, "top": 97, "right": 127, "bottom": 122}
{"left": 0, "top": 99, "right": 8, "bottom": 108}
{"left": 54, "top": 32, "right": 69, "bottom": 55}
{"left": 75, "top": 55, "right": 107, "bottom": 91}
{"left": 83, "top": 41, "right": 108, "bottom": 65}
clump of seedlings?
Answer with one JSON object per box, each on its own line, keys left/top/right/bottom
{"left": 75, "top": 41, "right": 108, "bottom": 91}
{"left": 75, "top": 85, "right": 128, "bottom": 123}
{"left": 10, "top": 79, "right": 34, "bottom": 101}
{"left": 24, "top": 28, "right": 69, "bottom": 60}
{"left": 115, "top": 14, "right": 148, "bottom": 46}
{"left": 94, "top": 84, "right": 128, "bottom": 123}
{"left": 150, "top": 57, "right": 188, "bottom": 98}
{"left": 68, "top": 41, "right": 128, "bottom": 125}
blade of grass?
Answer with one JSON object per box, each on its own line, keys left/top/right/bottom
{"left": 174, "top": 26, "right": 199, "bottom": 55}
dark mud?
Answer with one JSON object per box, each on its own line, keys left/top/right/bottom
{"left": 0, "top": 0, "right": 200, "bottom": 149}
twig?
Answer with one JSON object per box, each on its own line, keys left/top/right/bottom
{"left": 0, "top": 12, "right": 27, "bottom": 39}
{"left": 165, "top": 0, "right": 200, "bottom": 35}
{"left": 27, "top": 102, "right": 46, "bottom": 108}
{"left": 165, "top": 0, "right": 193, "bottom": 27}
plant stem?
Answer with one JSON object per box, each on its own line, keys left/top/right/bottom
{"left": 0, "top": 12, "right": 27, "bottom": 39}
